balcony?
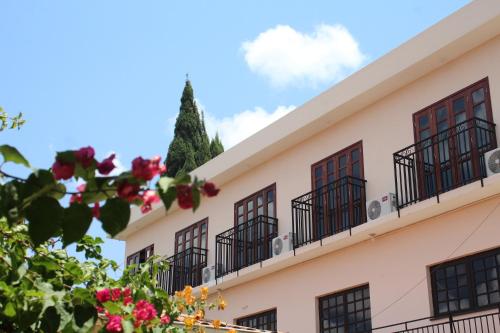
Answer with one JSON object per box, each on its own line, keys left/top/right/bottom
{"left": 157, "top": 247, "right": 207, "bottom": 295}
{"left": 215, "top": 215, "right": 278, "bottom": 278}
{"left": 291, "top": 175, "right": 367, "bottom": 249}
{"left": 393, "top": 118, "right": 497, "bottom": 211}
{"left": 371, "top": 307, "right": 500, "bottom": 333}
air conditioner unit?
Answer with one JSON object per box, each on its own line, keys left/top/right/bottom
{"left": 485, "top": 148, "right": 500, "bottom": 177}
{"left": 272, "top": 232, "right": 294, "bottom": 257}
{"left": 366, "top": 193, "right": 396, "bottom": 222}
{"left": 201, "top": 264, "right": 224, "bottom": 284}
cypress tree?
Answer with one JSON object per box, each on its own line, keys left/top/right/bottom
{"left": 210, "top": 132, "right": 224, "bottom": 158}
{"left": 166, "top": 79, "right": 212, "bottom": 177}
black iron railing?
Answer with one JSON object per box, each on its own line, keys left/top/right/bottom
{"left": 371, "top": 307, "right": 500, "bottom": 333}
{"left": 291, "top": 175, "right": 367, "bottom": 249}
{"left": 156, "top": 247, "right": 207, "bottom": 295}
{"left": 215, "top": 215, "right": 278, "bottom": 279}
{"left": 393, "top": 118, "right": 497, "bottom": 211}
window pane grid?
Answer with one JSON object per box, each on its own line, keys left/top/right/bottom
{"left": 319, "top": 285, "right": 371, "bottom": 333}
{"left": 431, "top": 247, "right": 500, "bottom": 316}
{"left": 236, "top": 309, "right": 277, "bottom": 331}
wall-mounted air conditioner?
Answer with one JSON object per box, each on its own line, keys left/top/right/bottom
{"left": 272, "top": 232, "right": 294, "bottom": 257}
{"left": 485, "top": 148, "right": 500, "bottom": 177}
{"left": 366, "top": 193, "right": 396, "bottom": 222}
{"left": 202, "top": 264, "right": 224, "bottom": 284}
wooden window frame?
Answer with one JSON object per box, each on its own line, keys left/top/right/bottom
{"left": 126, "top": 244, "right": 154, "bottom": 266}
{"left": 311, "top": 141, "right": 364, "bottom": 190}
{"left": 318, "top": 284, "right": 371, "bottom": 333}
{"left": 430, "top": 247, "right": 500, "bottom": 317}
{"left": 174, "top": 218, "right": 209, "bottom": 254}
{"left": 236, "top": 308, "right": 277, "bottom": 331}
{"left": 233, "top": 183, "right": 276, "bottom": 227}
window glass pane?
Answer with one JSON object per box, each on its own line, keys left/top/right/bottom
{"left": 472, "top": 88, "right": 485, "bottom": 104}
{"left": 436, "top": 106, "right": 448, "bottom": 121}
{"left": 453, "top": 97, "right": 465, "bottom": 114}
{"left": 474, "top": 103, "right": 487, "bottom": 120}
{"left": 419, "top": 115, "right": 429, "bottom": 128}
{"left": 236, "top": 309, "right": 277, "bottom": 331}
{"left": 327, "top": 160, "right": 334, "bottom": 173}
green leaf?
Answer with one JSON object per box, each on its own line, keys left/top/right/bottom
{"left": 99, "top": 198, "right": 130, "bottom": 236}
{"left": 62, "top": 203, "right": 93, "bottom": 247}
{"left": 40, "top": 306, "right": 60, "bottom": 333}
{"left": 31, "top": 257, "right": 60, "bottom": 271}
{"left": 0, "top": 144, "right": 30, "bottom": 167}
{"left": 73, "top": 162, "right": 96, "bottom": 181}
{"left": 192, "top": 186, "right": 201, "bottom": 211}
{"left": 122, "top": 319, "right": 134, "bottom": 333}
{"left": 158, "top": 186, "right": 176, "bottom": 210}
{"left": 74, "top": 304, "right": 96, "bottom": 327}
{"left": 23, "top": 169, "right": 56, "bottom": 198}
{"left": 173, "top": 172, "right": 191, "bottom": 185}
{"left": 81, "top": 178, "right": 113, "bottom": 204}
{"left": 26, "top": 196, "right": 63, "bottom": 246}
{"left": 157, "top": 176, "right": 173, "bottom": 193}
{"left": 3, "top": 302, "right": 16, "bottom": 317}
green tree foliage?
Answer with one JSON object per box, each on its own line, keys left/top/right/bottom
{"left": 209, "top": 133, "right": 224, "bottom": 158}
{"left": 166, "top": 80, "right": 217, "bottom": 177}
{"left": 0, "top": 107, "right": 25, "bottom": 131}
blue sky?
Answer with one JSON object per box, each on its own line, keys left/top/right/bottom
{"left": 0, "top": 0, "right": 468, "bottom": 269}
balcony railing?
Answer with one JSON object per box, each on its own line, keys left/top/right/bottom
{"left": 215, "top": 215, "right": 278, "bottom": 279}
{"left": 157, "top": 247, "right": 207, "bottom": 295}
{"left": 393, "top": 117, "right": 497, "bottom": 211}
{"left": 371, "top": 307, "right": 500, "bottom": 333}
{"left": 291, "top": 175, "right": 367, "bottom": 249}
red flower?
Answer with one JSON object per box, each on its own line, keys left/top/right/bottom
{"left": 96, "top": 289, "right": 111, "bottom": 303}
{"left": 92, "top": 202, "right": 100, "bottom": 219}
{"left": 74, "top": 146, "right": 95, "bottom": 169}
{"left": 97, "top": 154, "right": 116, "bottom": 175}
{"left": 111, "top": 288, "right": 121, "bottom": 301}
{"left": 117, "top": 181, "right": 140, "bottom": 202}
{"left": 105, "top": 315, "right": 123, "bottom": 332}
{"left": 123, "top": 296, "right": 133, "bottom": 306}
{"left": 160, "top": 314, "right": 171, "bottom": 325}
{"left": 201, "top": 182, "right": 220, "bottom": 197}
{"left": 52, "top": 160, "right": 75, "bottom": 180}
{"left": 133, "top": 300, "right": 157, "bottom": 322}
{"left": 70, "top": 184, "right": 86, "bottom": 205}
{"left": 123, "top": 287, "right": 131, "bottom": 297}
{"left": 96, "top": 306, "right": 104, "bottom": 313}
{"left": 131, "top": 156, "right": 166, "bottom": 181}
{"left": 176, "top": 184, "right": 193, "bottom": 209}
{"left": 140, "top": 190, "right": 160, "bottom": 214}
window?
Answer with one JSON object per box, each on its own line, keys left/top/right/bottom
{"left": 311, "top": 142, "right": 365, "bottom": 237}
{"left": 175, "top": 218, "right": 208, "bottom": 254}
{"left": 413, "top": 78, "right": 494, "bottom": 196}
{"left": 311, "top": 141, "right": 364, "bottom": 190}
{"left": 319, "top": 285, "right": 371, "bottom": 333}
{"left": 126, "top": 244, "right": 154, "bottom": 266}
{"left": 431, "top": 247, "right": 500, "bottom": 316}
{"left": 236, "top": 309, "right": 277, "bottom": 331}
{"left": 234, "top": 184, "right": 276, "bottom": 226}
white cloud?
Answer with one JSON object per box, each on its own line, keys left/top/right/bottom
{"left": 204, "top": 105, "right": 296, "bottom": 148}
{"left": 242, "top": 24, "right": 366, "bottom": 87}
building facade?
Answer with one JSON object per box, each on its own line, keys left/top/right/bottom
{"left": 117, "top": 1, "right": 500, "bottom": 332}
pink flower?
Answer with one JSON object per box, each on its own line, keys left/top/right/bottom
{"left": 160, "top": 314, "right": 171, "bottom": 325}
{"left": 111, "top": 288, "right": 121, "bottom": 301}
{"left": 96, "top": 306, "right": 104, "bottom": 313}
{"left": 176, "top": 184, "right": 193, "bottom": 209}
{"left": 70, "top": 183, "right": 86, "bottom": 204}
{"left": 105, "top": 315, "right": 123, "bottom": 332}
{"left": 133, "top": 300, "right": 157, "bottom": 322}
{"left": 201, "top": 182, "right": 220, "bottom": 197}
{"left": 92, "top": 202, "right": 100, "bottom": 219}
{"left": 131, "top": 156, "right": 166, "bottom": 181}
{"left": 52, "top": 160, "right": 75, "bottom": 180}
{"left": 96, "top": 289, "right": 111, "bottom": 303}
{"left": 140, "top": 190, "right": 160, "bottom": 214}
{"left": 117, "top": 181, "right": 140, "bottom": 202}
{"left": 97, "top": 154, "right": 116, "bottom": 175}
{"left": 75, "top": 146, "right": 95, "bottom": 169}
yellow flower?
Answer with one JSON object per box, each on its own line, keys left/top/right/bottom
{"left": 175, "top": 290, "right": 184, "bottom": 299}
{"left": 185, "top": 295, "right": 195, "bottom": 305}
{"left": 183, "top": 285, "right": 193, "bottom": 295}
{"left": 228, "top": 330, "right": 237, "bottom": 333}
{"left": 195, "top": 309, "right": 205, "bottom": 320}
{"left": 212, "top": 319, "right": 221, "bottom": 329}
{"left": 218, "top": 299, "right": 226, "bottom": 311}
{"left": 184, "top": 316, "right": 195, "bottom": 329}
{"left": 201, "top": 286, "right": 209, "bottom": 300}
